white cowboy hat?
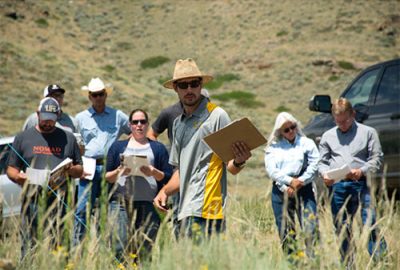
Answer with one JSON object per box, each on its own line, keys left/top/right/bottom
{"left": 163, "top": 58, "right": 213, "bottom": 89}
{"left": 81, "top": 77, "right": 113, "bottom": 95}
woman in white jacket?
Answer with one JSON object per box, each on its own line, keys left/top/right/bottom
{"left": 264, "top": 112, "right": 319, "bottom": 256}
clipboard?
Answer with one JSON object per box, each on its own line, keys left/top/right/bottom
{"left": 203, "top": 117, "right": 267, "bottom": 162}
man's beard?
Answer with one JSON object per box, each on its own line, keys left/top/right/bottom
{"left": 39, "top": 122, "right": 56, "bottom": 133}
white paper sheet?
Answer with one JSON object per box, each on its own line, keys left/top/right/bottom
{"left": 26, "top": 167, "right": 50, "bottom": 187}
{"left": 325, "top": 164, "right": 351, "bottom": 182}
{"left": 123, "top": 155, "right": 149, "bottom": 178}
{"left": 82, "top": 157, "right": 96, "bottom": 180}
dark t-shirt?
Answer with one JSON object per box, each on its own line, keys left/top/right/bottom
{"left": 8, "top": 127, "right": 82, "bottom": 192}
{"left": 151, "top": 102, "right": 183, "bottom": 144}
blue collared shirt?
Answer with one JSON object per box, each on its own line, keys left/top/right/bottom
{"left": 75, "top": 106, "right": 130, "bottom": 159}
{"left": 265, "top": 135, "right": 319, "bottom": 191}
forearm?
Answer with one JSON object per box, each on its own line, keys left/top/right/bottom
{"left": 164, "top": 170, "right": 180, "bottom": 196}
{"left": 152, "top": 167, "right": 165, "bottom": 181}
{"left": 105, "top": 168, "right": 120, "bottom": 183}
{"left": 6, "top": 166, "right": 26, "bottom": 186}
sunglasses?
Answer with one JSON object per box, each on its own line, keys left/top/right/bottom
{"left": 283, "top": 124, "right": 297, "bottom": 134}
{"left": 176, "top": 80, "right": 201, "bottom": 90}
{"left": 90, "top": 91, "right": 106, "bottom": 98}
{"left": 130, "top": 119, "right": 148, "bottom": 125}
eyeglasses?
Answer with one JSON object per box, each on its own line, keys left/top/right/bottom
{"left": 130, "top": 119, "right": 148, "bottom": 125}
{"left": 283, "top": 124, "right": 297, "bottom": 134}
{"left": 90, "top": 91, "right": 106, "bottom": 98}
{"left": 176, "top": 80, "right": 201, "bottom": 90}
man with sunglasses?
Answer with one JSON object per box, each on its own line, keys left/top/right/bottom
{"left": 319, "top": 98, "right": 386, "bottom": 264}
{"left": 73, "top": 77, "right": 131, "bottom": 245}
{"left": 153, "top": 58, "right": 251, "bottom": 237}
{"left": 22, "top": 84, "right": 77, "bottom": 133}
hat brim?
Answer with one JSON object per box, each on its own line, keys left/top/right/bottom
{"left": 163, "top": 75, "right": 213, "bottom": 89}
{"left": 39, "top": 112, "right": 58, "bottom": 122}
{"left": 81, "top": 86, "right": 113, "bottom": 96}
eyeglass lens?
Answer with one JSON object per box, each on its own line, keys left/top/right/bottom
{"left": 176, "top": 80, "right": 201, "bottom": 89}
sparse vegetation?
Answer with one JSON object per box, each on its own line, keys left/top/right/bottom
{"left": 35, "top": 18, "right": 48, "bottom": 28}
{"left": 140, "top": 56, "right": 170, "bottom": 69}
{"left": 338, "top": 60, "right": 356, "bottom": 70}
{"left": 204, "top": 73, "right": 240, "bottom": 90}
{"left": 274, "top": 105, "right": 290, "bottom": 112}
{"left": 212, "top": 91, "right": 263, "bottom": 108}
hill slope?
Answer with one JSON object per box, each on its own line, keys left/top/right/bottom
{"left": 0, "top": 0, "right": 398, "bottom": 137}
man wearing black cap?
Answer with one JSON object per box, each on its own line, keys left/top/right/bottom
{"left": 7, "top": 97, "right": 83, "bottom": 259}
{"left": 22, "top": 84, "right": 77, "bottom": 133}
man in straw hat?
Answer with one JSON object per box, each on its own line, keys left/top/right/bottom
{"left": 153, "top": 58, "right": 251, "bottom": 237}
{"left": 73, "top": 77, "right": 131, "bottom": 244}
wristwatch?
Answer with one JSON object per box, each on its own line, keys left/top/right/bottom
{"left": 233, "top": 160, "right": 246, "bottom": 168}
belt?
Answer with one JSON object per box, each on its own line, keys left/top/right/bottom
{"left": 96, "top": 158, "right": 104, "bottom": 165}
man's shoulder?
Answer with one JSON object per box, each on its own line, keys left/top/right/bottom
{"left": 75, "top": 108, "right": 90, "bottom": 119}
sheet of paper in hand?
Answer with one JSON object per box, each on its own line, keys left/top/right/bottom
{"left": 26, "top": 167, "right": 50, "bottom": 187}
{"left": 122, "top": 155, "right": 149, "bottom": 178}
{"left": 48, "top": 158, "right": 73, "bottom": 190}
{"left": 202, "top": 117, "right": 267, "bottom": 162}
{"left": 325, "top": 164, "right": 351, "bottom": 182}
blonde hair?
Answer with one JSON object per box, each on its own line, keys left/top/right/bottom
{"left": 265, "top": 112, "right": 304, "bottom": 149}
{"left": 331, "top": 98, "right": 353, "bottom": 116}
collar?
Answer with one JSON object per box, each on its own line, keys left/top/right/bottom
{"left": 88, "top": 106, "right": 111, "bottom": 116}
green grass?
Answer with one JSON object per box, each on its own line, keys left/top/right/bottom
{"left": 338, "top": 60, "right": 356, "bottom": 70}
{"left": 274, "top": 105, "right": 290, "bottom": 112}
{"left": 1, "top": 176, "right": 399, "bottom": 269}
{"left": 212, "top": 91, "right": 262, "bottom": 108}
{"left": 140, "top": 56, "right": 170, "bottom": 69}
{"left": 204, "top": 73, "right": 240, "bottom": 90}
{"left": 35, "top": 18, "right": 49, "bottom": 28}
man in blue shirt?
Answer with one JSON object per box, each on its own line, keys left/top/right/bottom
{"left": 73, "top": 77, "right": 130, "bottom": 244}
{"left": 319, "top": 98, "right": 386, "bottom": 264}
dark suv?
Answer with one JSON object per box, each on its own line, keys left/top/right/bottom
{"left": 304, "top": 58, "right": 400, "bottom": 196}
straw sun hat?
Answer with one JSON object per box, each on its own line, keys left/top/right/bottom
{"left": 163, "top": 58, "right": 213, "bottom": 89}
{"left": 81, "top": 77, "right": 113, "bottom": 95}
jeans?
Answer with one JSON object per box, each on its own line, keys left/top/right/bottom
{"left": 271, "top": 183, "right": 318, "bottom": 255}
{"left": 108, "top": 200, "right": 160, "bottom": 260}
{"left": 329, "top": 180, "right": 387, "bottom": 260}
{"left": 73, "top": 164, "right": 103, "bottom": 245}
{"left": 20, "top": 188, "right": 67, "bottom": 259}
{"left": 179, "top": 216, "right": 225, "bottom": 241}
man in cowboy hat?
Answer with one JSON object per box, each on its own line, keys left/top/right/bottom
{"left": 22, "top": 84, "right": 77, "bottom": 133}
{"left": 73, "top": 77, "right": 131, "bottom": 244}
{"left": 153, "top": 58, "right": 251, "bottom": 237}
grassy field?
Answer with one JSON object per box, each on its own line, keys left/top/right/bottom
{"left": 0, "top": 0, "right": 399, "bottom": 269}
{"left": 1, "top": 176, "right": 399, "bottom": 269}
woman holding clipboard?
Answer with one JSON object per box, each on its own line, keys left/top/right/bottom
{"left": 105, "top": 109, "right": 172, "bottom": 261}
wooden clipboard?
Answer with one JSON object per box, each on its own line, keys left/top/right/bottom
{"left": 203, "top": 117, "right": 267, "bottom": 162}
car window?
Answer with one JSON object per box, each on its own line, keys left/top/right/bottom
{"left": 343, "top": 68, "right": 379, "bottom": 106}
{"left": 0, "top": 144, "right": 11, "bottom": 174}
{"left": 375, "top": 64, "right": 400, "bottom": 105}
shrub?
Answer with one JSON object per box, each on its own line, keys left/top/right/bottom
{"left": 102, "top": 65, "right": 116, "bottom": 73}
{"left": 328, "top": 75, "right": 339, "bottom": 82}
{"left": 140, "top": 56, "right": 170, "bottom": 69}
{"left": 338, "top": 60, "right": 355, "bottom": 70}
{"left": 35, "top": 18, "right": 49, "bottom": 28}
{"left": 277, "top": 30, "right": 288, "bottom": 37}
{"left": 274, "top": 105, "right": 290, "bottom": 112}
{"left": 212, "top": 91, "right": 262, "bottom": 108}
{"left": 204, "top": 73, "right": 240, "bottom": 90}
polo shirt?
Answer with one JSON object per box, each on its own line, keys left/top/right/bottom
{"left": 170, "top": 97, "right": 231, "bottom": 220}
